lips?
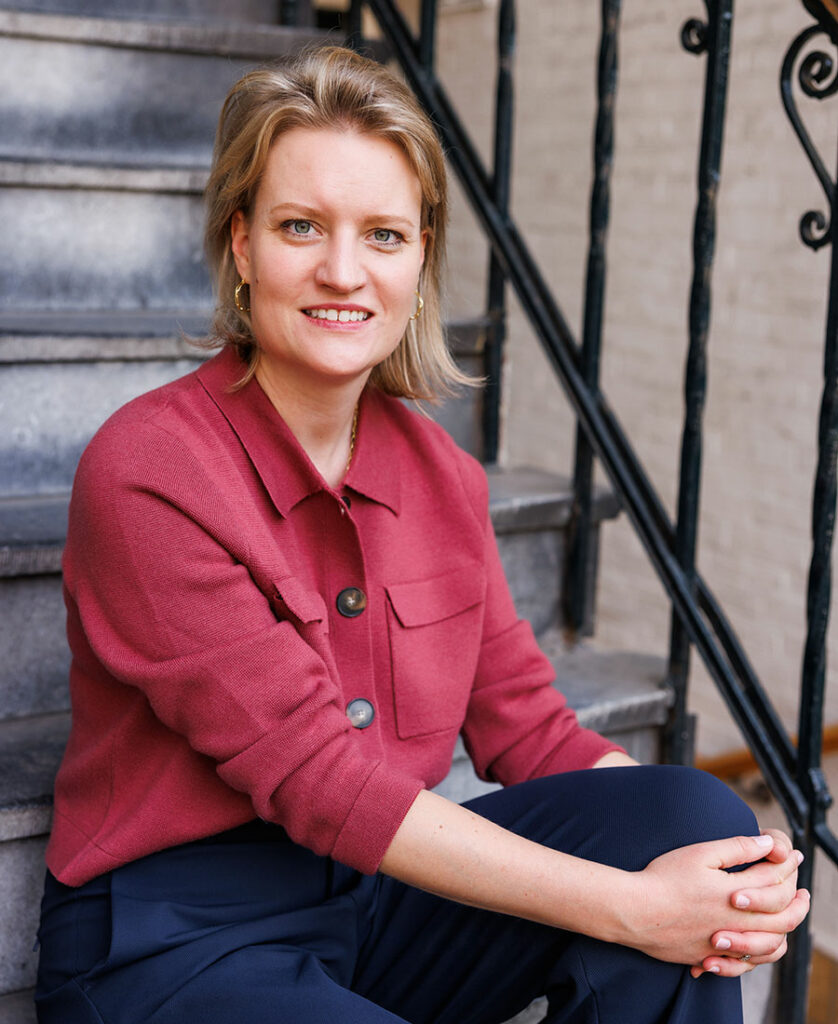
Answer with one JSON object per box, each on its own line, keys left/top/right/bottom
{"left": 303, "top": 308, "right": 371, "bottom": 322}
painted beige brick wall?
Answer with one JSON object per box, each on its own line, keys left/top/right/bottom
{"left": 428, "top": 0, "right": 838, "bottom": 954}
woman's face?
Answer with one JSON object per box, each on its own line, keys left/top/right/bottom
{"left": 231, "top": 127, "right": 426, "bottom": 395}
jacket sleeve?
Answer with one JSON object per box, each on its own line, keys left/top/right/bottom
{"left": 453, "top": 455, "right": 624, "bottom": 784}
{"left": 64, "top": 418, "right": 423, "bottom": 874}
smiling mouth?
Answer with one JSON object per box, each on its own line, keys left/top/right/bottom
{"left": 303, "top": 308, "right": 371, "bottom": 322}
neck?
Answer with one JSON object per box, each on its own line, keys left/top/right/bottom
{"left": 255, "top": 366, "right": 365, "bottom": 490}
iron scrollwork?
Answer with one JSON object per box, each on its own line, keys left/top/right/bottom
{"left": 681, "top": 17, "right": 708, "bottom": 55}
{"left": 781, "top": 4, "right": 838, "bottom": 249}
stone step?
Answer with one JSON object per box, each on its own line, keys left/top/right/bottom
{"left": 0, "top": 165, "right": 210, "bottom": 312}
{"left": 434, "top": 635, "right": 672, "bottom": 803}
{"left": 0, "top": 9, "right": 367, "bottom": 168}
{"left": 0, "top": 640, "right": 670, "bottom": 1002}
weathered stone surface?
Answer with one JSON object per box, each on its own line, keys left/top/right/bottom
{"left": 0, "top": 836, "right": 46, "bottom": 996}
{"left": 0, "top": 35, "right": 260, "bottom": 166}
{"left": 0, "top": 581, "right": 69, "bottom": 719}
{"left": 0, "top": 187, "right": 210, "bottom": 312}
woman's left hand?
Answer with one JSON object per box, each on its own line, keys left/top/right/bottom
{"left": 691, "top": 827, "right": 809, "bottom": 978}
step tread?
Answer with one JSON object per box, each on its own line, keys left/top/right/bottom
{"left": 0, "top": 7, "right": 329, "bottom": 58}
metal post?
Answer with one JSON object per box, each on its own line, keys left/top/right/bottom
{"left": 419, "top": 0, "right": 438, "bottom": 70}
{"left": 566, "top": 0, "right": 622, "bottom": 636}
{"left": 483, "top": 0, "right": 515, "bottom": 465}
{"left": 347, "top": 0, "right": 364, "bottom": 50}
{"left": 663, "top": 0, "right": 733, "bottom": 766}
{"left": 778, "top": 9, "right": 838, "bottom": 1017}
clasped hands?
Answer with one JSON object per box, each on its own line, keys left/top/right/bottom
{"left": 631, "top": 827, "right": 810, "bottom": 979}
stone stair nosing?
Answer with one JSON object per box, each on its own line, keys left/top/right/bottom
{"left": 0, "top": 7, "right": 329, "bottom": 58}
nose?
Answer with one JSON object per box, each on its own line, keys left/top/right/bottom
{"left": 314, "top": 232, "right": 366, "bottom": 293}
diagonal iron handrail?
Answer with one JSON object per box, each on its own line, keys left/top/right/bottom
{"left": 361, "top": 0, "right": 838, "bottom": 860}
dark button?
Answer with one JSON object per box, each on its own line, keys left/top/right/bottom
{"left": 341, "top": 494, "right": 352, "bottom": 509}
{"left": 336, "top": 587, "right": 366, "bottom": 617}
{"left": 346, "top": 698, "right": 375, "bottom": 729}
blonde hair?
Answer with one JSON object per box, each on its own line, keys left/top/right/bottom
{"left": 203, "top": 46, "right": 474, "bottom": 400}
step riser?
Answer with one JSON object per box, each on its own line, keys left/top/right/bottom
{"left": 1, "top": 37, "right": 255, "bottom": 166}
{"left": 1, "top": 188, "right": 211, "bottom": 311}
{"left": 0, "top": 360, "right": 200, "bottom": 494}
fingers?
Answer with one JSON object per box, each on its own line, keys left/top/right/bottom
{"left": 759, "top": 827, "right": 794, "bottom": 864}
{"left": 730, "top": 850, "right": 803, "bottom": 913}
{"left": 710, "top": 930, "right": 787, "bottom": 961}
{"left": 706, "top": 833, "right": 775, "bottom": 871}
{"left": 725, "top": 887, "right": 811, "bottom": 936}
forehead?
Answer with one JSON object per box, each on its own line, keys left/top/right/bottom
{"left": 257, "top": 127, "right": 423, "bottom": 219}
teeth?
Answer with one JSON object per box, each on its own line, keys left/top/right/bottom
{"left": 305, "top": 308, "right": 369, "bottom": 322}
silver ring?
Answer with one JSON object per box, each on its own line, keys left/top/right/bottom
{"left": 739, "top": 954, "right": 752, "bottom": 962}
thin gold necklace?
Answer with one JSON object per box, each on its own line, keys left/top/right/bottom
{"left": 345, "top": 403, "right": 359, "bottom": 474}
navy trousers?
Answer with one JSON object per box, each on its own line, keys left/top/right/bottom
{"left": 36, "top": 766, "right": 756, "bottom": 1023}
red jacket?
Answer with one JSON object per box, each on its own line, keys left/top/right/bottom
{"left": 47, "top": 346, "right": 619, "bottom": 886}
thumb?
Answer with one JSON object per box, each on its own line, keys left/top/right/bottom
{"left": 708, "top": 834, "right": 775, "bottom": 871}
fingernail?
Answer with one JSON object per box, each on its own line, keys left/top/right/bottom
{"left": 734, "top": 894, "right": 751, "bottom": 909}
{"left": 715, "top": 938, "right": 732, "bottom": 950}
{"left": 755, "top": 835, "right": 774, "bottom": 847}
{"left": 709, "top": 965, "right": 721, "bottom": 974}
{"left": 796, "top": 851, "right": 805, "bottom": 865}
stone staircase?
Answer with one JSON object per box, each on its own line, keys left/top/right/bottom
{"left": 0, "top": 3, "right": 673, "bottom": 1019}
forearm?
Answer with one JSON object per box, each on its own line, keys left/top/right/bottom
{"left": 379, "top": 788, "right": 632, "bottom": 943}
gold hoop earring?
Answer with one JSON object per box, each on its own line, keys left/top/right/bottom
{"left": 234, "top": 278, "right": 250, "bottom": 314}
{"left": 409, "top": 290, "right": 424, "bottom": 321}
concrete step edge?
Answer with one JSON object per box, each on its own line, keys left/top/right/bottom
{"left": 0, "top": 158, "right": 207, "bottom": 194}
{"left": 0, "top": 7, "right": 329, "bottom": 59}
{"left": 0, "top": 988, "right": 36, "bottom": 1024}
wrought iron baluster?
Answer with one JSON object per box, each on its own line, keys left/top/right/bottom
{"left": 567, "top": 0, "right": 622, "bottom": 636}
{"left": 419, "top": 0, "right": 438, "bottom": 70}
{"left": 663, "top": 0, "right": 733, "bottom": 767}
{"left": 483, "top": 0, "right": 515, "bottom": 465}
{"left": 348, "top": 0, "right": 363, "bottom": 50}
{"left": 779, "top": 7, "right": 838, "bottom": 1019}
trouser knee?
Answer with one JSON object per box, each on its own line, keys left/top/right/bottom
{"left": 644, "top": 765, "right": 758, "bottom": 852}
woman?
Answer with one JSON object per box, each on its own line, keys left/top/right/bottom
{"left": 36, "top": 46, "right": 808, "bottom": 1024}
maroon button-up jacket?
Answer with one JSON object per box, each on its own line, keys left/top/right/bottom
{"left": 46, "top": 346, "right": 619, "bottom": 886}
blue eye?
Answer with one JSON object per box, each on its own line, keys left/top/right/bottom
{"left": 290, "top": 220, "right": 312, "bottom": 235}
{"left": 372, "top": 229, "right": 403, "bottom": 246}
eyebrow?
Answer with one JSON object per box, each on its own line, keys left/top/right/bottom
{"left": 266, "top": 203, "right": 419, "bottom": 231}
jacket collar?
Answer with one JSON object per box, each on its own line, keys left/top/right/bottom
{"left": 197, "top": 347, "right": 401, "bottom": 517}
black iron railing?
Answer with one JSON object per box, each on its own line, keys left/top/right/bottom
{"left": 281, "top": 1, "right": 838, "bottom": 1019}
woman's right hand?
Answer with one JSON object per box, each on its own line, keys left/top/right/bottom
{"left": 623, "top": 833, "right": 810, "bottom": 977}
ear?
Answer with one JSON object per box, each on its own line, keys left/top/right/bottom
{"left": 419, "top": 228, "right": 429, "bottom": 269}
{"left": 230, "top": 210, "right": 251, "bottom": 280}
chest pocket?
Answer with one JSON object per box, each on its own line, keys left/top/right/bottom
{"left": 385, "top": 566, "right": 485, "bottom": 739}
